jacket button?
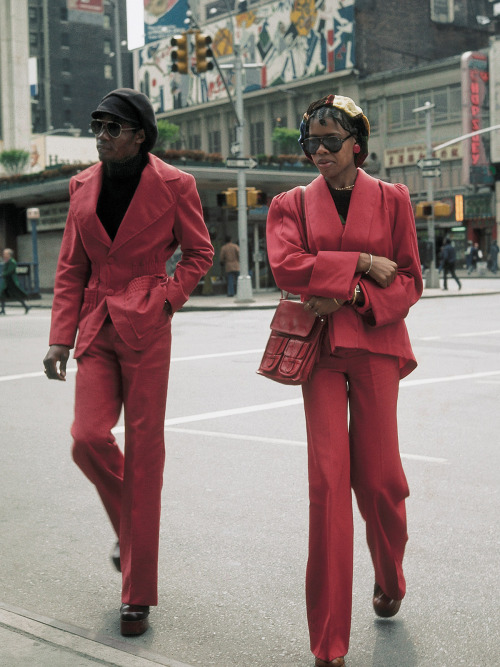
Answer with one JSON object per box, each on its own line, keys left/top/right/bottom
{"left": 106, "top": 289, "right": 114, "bottom": 296}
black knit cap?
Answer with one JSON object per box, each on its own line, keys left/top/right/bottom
{"left": 91, "top": 88, "right": 158, "bottom": 153}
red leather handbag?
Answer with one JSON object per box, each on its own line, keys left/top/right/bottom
{"left": 257, "top": 294, "right": 325, "bottom": 385}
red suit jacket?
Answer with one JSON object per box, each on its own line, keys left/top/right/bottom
{"left": 266, "top": 169, "right": 423, "bottom": 378}
{"left": 49, "top": 154, "right": 214, "bottom": 357}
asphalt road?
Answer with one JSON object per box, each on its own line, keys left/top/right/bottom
{"left": 0, "top": 295, "right": 499, "bottom": 666}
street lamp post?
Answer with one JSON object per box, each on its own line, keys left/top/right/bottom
{"left": 413, "top": 101, "right": 440, "bottom": 288}
{"left": 106, "top": 0, "right": 123, "bottom": 88}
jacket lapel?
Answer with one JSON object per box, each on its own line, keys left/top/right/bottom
{"left": 341, "top": 169, "right": 379, "bottom": 251}
{"left": 110, "top": 157, "right": 181, "bottom": 254}
{"left": 72, "top": 164, "right": 112, "bottom": 249}
{"left": 303, "top": 176, "right": 344, "bottom": 252}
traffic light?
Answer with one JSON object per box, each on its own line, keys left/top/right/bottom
{"left": 415, "top": 201, "right": 452, "bottom": 218}
{"left": 416, "top": 202, "right": 433, "bottom": 217}
{"left": 434, "top": 201, "right": 452, "bottom": 218}
{"left": 194, "top": 32, "right": 214, "bottom": 73}
{"left": 246, "top": 188, "right": 266, "bottom": 207}
{"left": 217, "top": 188, "right": 238, "bottom": 208}
{"left": 171, "top": 34, "right": 189, "bottom": 74}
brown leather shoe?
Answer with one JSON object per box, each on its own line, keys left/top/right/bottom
{"left": 372, "top": 583, "right": 402, "bottom": 618}
{"left": 120, "top": 604, "right": 150, "bottom": 636}
{"left": 315, "top": 658, "right": 345, "bottom": 667}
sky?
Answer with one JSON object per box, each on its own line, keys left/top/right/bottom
{"left": 126, "top": 0, "right": 145, "bottom": 50}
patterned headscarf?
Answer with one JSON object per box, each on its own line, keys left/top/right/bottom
{"left": 299, "top": 94, "right": 370, "bottom": 166}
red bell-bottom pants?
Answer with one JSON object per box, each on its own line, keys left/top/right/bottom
{"left": 302, "top": 349, "right": 409, "bottom": 662}
{"left": 71, "top": 319, "right": 171, "bottom": 606}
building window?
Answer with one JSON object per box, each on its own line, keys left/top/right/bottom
{"left": 103, "top": 14, "right": 111, "bottom": 30}
{"left": 29, "top": 7, "right": 37, "bottom": 22}
{"left": 208, "top": 130, "right": 221, "bottom": 154}
{"left": 63, "top": 84, "right": 71, "bottom": 98}
{"left": 62, "top": 58, "right": 71, "bottom": 73}
{"left": 364, "top": 100, "right": 379, "bottom": 134}
{"left": 430, "top": 0, "right": 454, "bottom": 24}
{"left": 104, "top": 64, "right": 113, "bottom": 80}
{"left": 387, "top": 85, "right": 461, "bottom": 133}
{"left": 29, "top": 32, "right": 38, "bottom": 47}
{"left": 188, "top": 134, "right": 202, "bottom": 150}
{"left": 104, "top": 40, "right": 111, "bottom": 55}
{"left": 250, "top": 121, "right": 265, "bottom": 155}
{"left": 60, "top": 6, "right": 68, "bottom": 21}
{"left": 61, "top": 32, "right": 69, "bottom": 48}
{"left": 64, "top": 109, "right": 72, "bottom": 124}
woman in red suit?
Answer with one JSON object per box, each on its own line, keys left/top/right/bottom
{"left": 266, "top": 95, "right": 423, "bottom": 666}
{"left": 43, "top": 89, "right": 213, "bottom": 636}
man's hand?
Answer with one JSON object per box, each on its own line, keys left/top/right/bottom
{"left": 43, "top": 345, "right": 70, "bottom": 381}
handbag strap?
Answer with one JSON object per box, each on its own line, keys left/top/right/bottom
{"left": 282, "top": 186, "right": 308, "bottom": 303}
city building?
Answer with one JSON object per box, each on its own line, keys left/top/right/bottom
{"left": 1, "top": 0, "right": 500, "bottom": 292}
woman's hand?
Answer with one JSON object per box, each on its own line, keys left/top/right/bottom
{"left": 304, "top": 296, "right": 343, "bottom": 317}
{"left": 358, "top": 253, "right": 398, "bottom": 288}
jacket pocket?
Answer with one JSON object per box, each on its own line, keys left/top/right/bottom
{"left": 124, "top": 274, "right": 168, "bottom": 339}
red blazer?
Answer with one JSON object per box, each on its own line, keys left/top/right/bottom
{"left": 266, "top": 169, "right": 423, "bottom": 378}
{"left": 49, "top": 154, "right": 214, "bottom": 357}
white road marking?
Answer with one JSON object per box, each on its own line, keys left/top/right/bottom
{"left": 419, "top": 329, "right": 500, "bottom": 341}
{"left": 162, "top": 426, "right": 448, "bottom": 464}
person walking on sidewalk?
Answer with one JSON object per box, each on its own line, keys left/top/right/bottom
{"left": 0, "top": 249, "right": 30, "bottom": 314}
{"left": 219, "top": 235, "right": 240, "bottom": 296}
{"left": 266, "top": 94, "right": 422, "bottom": 667}
{"left": 42, "top": 88, "right": 213, "bottom": 637}
{"left": 441, "top": 237, "right": 461, "bottom": 290}
{"left": 487, "top": 239, "right": 498, "bottom": 274}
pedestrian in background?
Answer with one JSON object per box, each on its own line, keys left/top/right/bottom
{"left": 441, "top": 237, "right": 461, "bottom": 290}
{"left": 465, "top": 240, "right": 474, "bottom": 274}
{"left": 487, "top": 239, "right": 498, "bottom": 273}
{"left": 43, "top": 88, "right": 213, "bottom": 637}
{"left": 0, "top": 248, "right": 30, "bottom": 314}
{"left": 266, "top": 94, "right": 422, "bottom": 667}
{"left": 220, "top": 235, "right": 240, "bottom": 296}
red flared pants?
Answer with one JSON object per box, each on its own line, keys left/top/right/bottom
{"left": 71, "top": 319, "right": 171, "bottom": 606}
{"left": 302, "top": 349, "right": 409, "bottom": 661}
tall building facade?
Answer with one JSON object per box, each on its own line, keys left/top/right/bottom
{"left": 28, "top": 0, "right": 133, "bottom": 135}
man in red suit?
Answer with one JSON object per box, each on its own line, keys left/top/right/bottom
{"left": 43, "top": 88, "right": 213, "bottom": 636}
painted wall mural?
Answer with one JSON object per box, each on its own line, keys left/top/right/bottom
{"left": 137, "top": 0, "right": 355, "bottom": 113}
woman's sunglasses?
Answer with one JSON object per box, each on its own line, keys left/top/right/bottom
{"left": 89, "top": 119, "right": 139, "bottom": 139}
{"left": 302, "top": 133, "right": 354, "bottom": 155}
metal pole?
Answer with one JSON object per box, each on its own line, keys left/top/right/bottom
{"left": 234, "top": 42, "right": 254, "bottom": 302}
{"left": 113, "top": 0, "right": 123, "bottom": 88}
{"left": 424, "top": 102, "right": 440, "bottom": 288}
{"left": 27, "top": 209, "right": 40, "bottom": 295}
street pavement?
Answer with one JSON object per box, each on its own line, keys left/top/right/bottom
{"left": 0, "top": 275, "right": 499, "bottom": 666}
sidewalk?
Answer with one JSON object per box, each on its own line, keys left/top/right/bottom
{"left": 14, "top": 273, "right": 500, "bottom": 313}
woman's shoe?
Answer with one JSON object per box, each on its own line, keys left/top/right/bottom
{"left": 315, "top": 658, "right": 345, "bottom": 666}
{"left": 120, "top": 604, "right": 150, "bottom": 636}
{"left": 373, "top": 583, "right": 402, "bottom": 618}
{"left": 111, "top": 541, "right": 121, "bottom": 572}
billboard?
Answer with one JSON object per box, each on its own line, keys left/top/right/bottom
{"left": 144, "top": 0, "right": 190, "bottom": 44}
{"left": 138, "top": 0, "right": 355, "bottom": 113}
{"left": 67, "top": 0, "right": 104, "bottom": 25}
{"left": 461, "top": 51, "right": 493, "bottom": 186}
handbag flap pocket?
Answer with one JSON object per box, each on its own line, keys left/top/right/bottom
{"left": 270, "top": 299, "right": 316, "bottom": 337}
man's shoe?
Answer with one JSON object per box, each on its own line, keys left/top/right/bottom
{"left": 373, "top": 583, "right": 402, "bottom": 618}
{"left": 315, "top": 658, "right": 345, "bottom": 667}
{"left": 111, "top": 541, "right": 121, "bottom": 572}
{"left": 120, "top": 604, "right": 150, "bottom": 636}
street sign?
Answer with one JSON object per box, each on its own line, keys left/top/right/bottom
{"left": 417, "top": 158, "right": 441, "bottom": 169}
{"left": 27, "top": 208, "right": 40, "bottom": 219}
{"left": 226, "top": 157, "right": 258, "bottom": 169}
{"left": 421, "top": 168, "right": 441, "bottom": 178}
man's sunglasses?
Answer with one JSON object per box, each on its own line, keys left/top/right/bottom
{"left": 302, "top": 133, "right": 354, "bottom": 155}
{"left": 89, "top": 119, "right": 139, "bottom": 139}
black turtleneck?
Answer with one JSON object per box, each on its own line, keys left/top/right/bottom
{"left": 96, "top": 151, "right": 149, "bottom": 241}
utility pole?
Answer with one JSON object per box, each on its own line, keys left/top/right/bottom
{"left": 413, "top": 101, "right": 440, "bottom": 288}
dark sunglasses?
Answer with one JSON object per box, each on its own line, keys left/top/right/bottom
{"left": 302, "top": 133, "right": 354, "bottom": 154}
{"left": 89, "top": 119, "right": 139, "bottom": 139}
